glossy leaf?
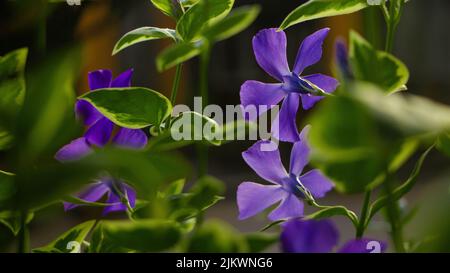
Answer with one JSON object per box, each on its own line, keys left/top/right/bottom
{"left": 176, "top": 0, "right": 234, "bottom": 41}
{"left": 349, "top": 31, "right": 409, "bottom": 94}
{"left": 204, "top": 5, "right": 260, "bottom": 43}
{"left": 80, "top": 87, "right": 172, "bottom": 129}
{"left": 280, "top": 0, "right": 368, "bottom": 30}
{"left": 113, "top": 27, "right": 176, "bottom": 55}
{"left": 156, "top": 41, "right": 202, "bottom": 71}
{"left": 150, "top": 0, "right": 182, "bottom": 19}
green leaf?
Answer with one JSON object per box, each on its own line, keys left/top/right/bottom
{"left": 367, "top": 145, "right": 434, "bottom": 222}
{"left": 0, "top": 170, "right": 15, "bottom": 207}
{"left": 162, "top": 179, "right": 186, "bottom": 197}
{"left": 80, "top": 87, "right": 172, "bottom": 129}
{"left": 18, "top": 48, "right": 80, "bottom": 161}
{"left": 176, "top": 0, "right": 235, "bottom": 41}
{"left": 113, "top": 27, "right": 176, "bottom": 55}
{"left": 280, "top": 0, "right": 368, "bottom": 30}
{"left": 150, "top": 0, "right": 182, "bottom": 19}
{"left": 245, "top": 233, "right": 278, "bottom": 253}
{"left": 33, "top": 220, "right": 95, "bottom": 253}
{"left": 185, "top": 175, "right": 225, "bottom": 210}
{"left": 156, "top": 41, "right": 202, "bottom": 71}
{"left": 305, "top": 205, "right": 358, "bottom": 227}
{"left": 186, "top": 219, "right": 247, "bottom": 252}
{"left": 101, "top": 219, "right": 182, "bottom": 252}
{"left": 0, "top": 211, "right": 33, "bottom": 236}
{"left": 170, "top": 111, "right": 221, "bottom": 146}
{"left": 0, "top": 48, "right": 28, "bottom": 150}
{"left": 349, "top": 31, "right": 409, "bottom": 94}
{"left": 0, "top": 48, "right": 28, "bottom": 115}
{"left": 204, "top": 5, "right": 260, "bottom": 43}
{"left": 260, "top": 220, "right": 285, "bottom": 232}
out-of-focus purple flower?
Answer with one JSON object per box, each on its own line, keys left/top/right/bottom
{"left": 281, "top": 219, "right": 387, "bottom": 253}
{"left": 335, "top": 38, "right": 353, "bottom": 79}
{"left": 63, "top": 178, "right": 136, "bottom": 216}
{"left": 237, "top": 126, "right": 334, "bottom": 221}
{"left": 240, "top": 28, "right": 339, "bottom": 142}
{"left": 56, "top": 69, "right": 146, "bottom": 214}
{"left": 55, "top": 69, "right": 147, "bottom": 162}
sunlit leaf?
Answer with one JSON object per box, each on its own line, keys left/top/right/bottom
{"left": 176, "top": 0, "right": 234, "bottom": 41}
{"left": 113, "top": 27, "right": 176, "bottom": 55}
{"left": 80, "top": 87, "right": 172, "bottom": 129}
{"left": 349, "top": 31, "right": 409, "bottom": 94}
{"left": 156, "top": 41, "right": 202, "bottom": 71}
{"left": 280, "top": 0, "right": 368, "bottom": 30}
{"left": 204, "top": 5, "right": 260, "bottom": 43}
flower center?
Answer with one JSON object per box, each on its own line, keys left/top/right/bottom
{"left": 283, "top": 174, "right": 315, "bottom": 202}
{"left": 282, "top": 73, "right": 315, "bottom": 94}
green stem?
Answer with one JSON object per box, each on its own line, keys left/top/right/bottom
{"left": 165, "top": 64, "right": 183, "bottom": 131}
{"left": 18, "top": 211, "right": 30, "bottom": 253}
{"left": 383, "top": 0, "right": 404, "bottom": 53}
{"left": 384, "top": 172, "right": 405, "bottom": 252}
{"left": 196, "top": 44, "right": 211, "bottom": 177}
{"left": 356, "top": 190, "right": 372, "bottom": 238}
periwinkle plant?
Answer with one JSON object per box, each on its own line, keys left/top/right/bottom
{"left": 0, "top": 0, "right": 450, "bottom": 254}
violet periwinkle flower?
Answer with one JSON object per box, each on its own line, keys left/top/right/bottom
{"left": 281, "top": 219, "right": 387, "bottom": 253}
{"left": 240, "top": 28, "right": 339, "bottom": 142}
{"left": 237, "top": 126, "right": 334, "bottom": 221}
{"left": 55, "top": 69, "right": 147, "bottom": 214}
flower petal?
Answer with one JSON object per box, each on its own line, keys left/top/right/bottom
{"left": 252, "top": 28, "right": 290, "bottom": 81}
{"left": 289, "top": 125, "right": 311, "bottom": 175}
{"left": 300, "top": 169, "right": 334, "bottom": 199}
{"left": 63, "top": 182, "right": 110, "bottom": 211}
{"left": 88, "top": 70, "right": 112, "bottom": 90}
{"left": 271, "top": 93, "right": 300, "bottom": 142}
{"left": 85, "top": 117, "right": 114, "bottom": 147}
{"left": 102, "top": 182, "right": 136, "bottom": 215}
{"left": 338, "top": 238, "right": 387, "bottom": 253}
{"left": 240, "top": 81, "right": 286, "bottom": 120}
{"left": 55, "top": 137, "right": 92, "bottom": 162}
{"left": 281, "top": 219, "right": 339, "bottom": 253}
{"left": 300, "top": 74, "right": 339, "bottom": 110}
{"left": 75, "top": 100, "right": 103, "bottom": 126}
{"left": 113, "top": 128, "right": 148, "bottom": 149}
{"left": 237, "top": 182, "right": 285, "bottom": 220}
{"left": 111, "top": 68, "right": 134, "bottom": 88}
{"left": 293, "top": 28, "right": 330, "bottom": 75}
{"left": 242, "top": 140, "right": 288, "bottom": 184}
{"left": 268, "top": 193, "right": 304, "bottom": 221}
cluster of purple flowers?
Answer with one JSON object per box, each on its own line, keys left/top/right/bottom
{"left": 237, "top": 28, "right": 385, "bottom": 253}
{"left": 56, "top": 69, "right": 147, "bottom": 215}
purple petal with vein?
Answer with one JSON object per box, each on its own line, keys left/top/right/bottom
{"left": 293, "top": 28, "right": 330, "bottom": 75}
{"left": 55, "top": 137, "right": 92, "bottom": 162}
{"left": 252, "top": 28, "right": 290, "bottom": 81}
{"left": 237, "top": 182, "right": 285, "bottom": 220}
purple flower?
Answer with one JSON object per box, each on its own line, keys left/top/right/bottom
{"left": 240, "top": 28, "right": 339, "bottom": 142}
{"left": 335, "top": 38, "right": 353, "bottom": 79}
{"left": 55, "top": 69, "right": 148, "bottom": 163}
{"left": 237, "top": 126, "right": 334, "bottom": 221}
{"left": 64, "top": 178, "right": 136, "bottom": 216}
{"left": 281, "top": 219, "right": 387, "bottom": 253}
{"left": 56, "top": 69, "right": 146, "bottom": 214}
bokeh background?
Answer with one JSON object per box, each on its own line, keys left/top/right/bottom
{"left": 1, "top": 0, "right": 449, "bottom": 251}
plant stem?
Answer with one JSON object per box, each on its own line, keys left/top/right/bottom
{"left": 384, "top": 0, "right": 404, "bottom": 53}
{"left": 356, "top": 190, "right": 372, "bottom": 238}
{"left": 196, "top": 43, "right": 211, "bottom": 177}
{"left": 18, "top": 211, "right": 30, "bottom": 253}
{"left": 384, "top": 173, "right": 406, "bottom": 252}
{"left": 165, "top": 64, "right": 183, "bottom": 131}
